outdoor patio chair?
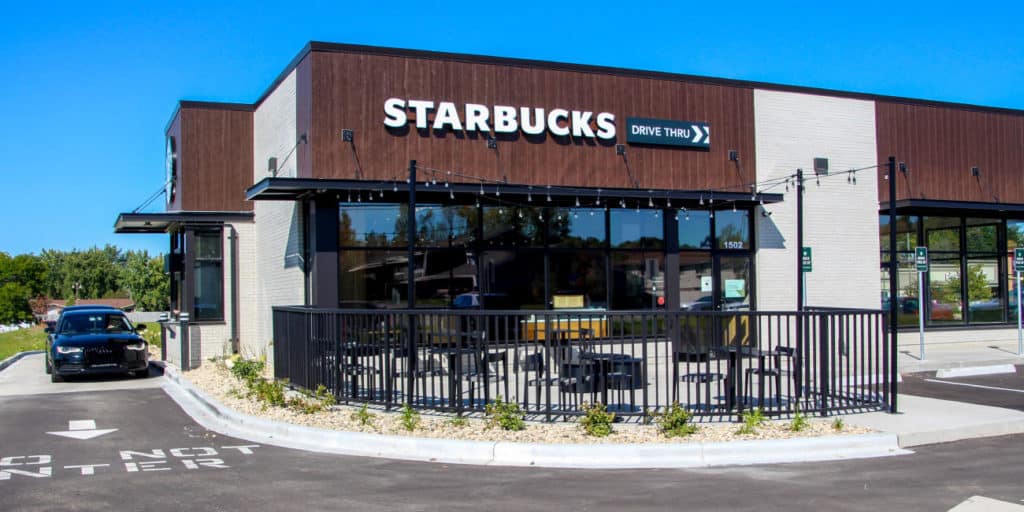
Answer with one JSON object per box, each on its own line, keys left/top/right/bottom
{"left": 743, "top": 346, "right": 795, "bottom": 409}
{"left": 673, "top": 350, "right": 724, "bottom": 411}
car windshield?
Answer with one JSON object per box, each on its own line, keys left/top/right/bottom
{"left": 60, "top": 313, "right": 134, "bottom": 335}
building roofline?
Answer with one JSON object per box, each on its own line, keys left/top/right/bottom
{"left": 165, "top": 40, "right": 1024, "bottom": 135}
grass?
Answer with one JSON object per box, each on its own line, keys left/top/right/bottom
{"left": 0, "top": 326, "right": 47, "bottom": 361}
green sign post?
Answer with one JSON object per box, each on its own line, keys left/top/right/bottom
{"left": 801, "top": 247, "right": 812, "bottom": 272}
{"left": 915, "top": 247, "right": 929, "bottom": 272}
{"left": 1016, "top": 248, "right": 1024, "bottom": 273}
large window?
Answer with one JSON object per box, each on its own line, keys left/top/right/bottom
{"left": 881, "top": 215, "right": 1018, "bottom": 328}
{"left": 338, "top": 201, "right": 754, "bottom": 311}
{"left": 192, "top": 230, "right": 223, "bottom": 321}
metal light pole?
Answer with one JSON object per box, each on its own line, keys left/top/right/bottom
{"left": 887, "top": 156, "right": 899, "bottom": 413}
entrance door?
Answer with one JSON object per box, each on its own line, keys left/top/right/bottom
{"left": 716, "top": 255, "right": 752, "bottom": 311}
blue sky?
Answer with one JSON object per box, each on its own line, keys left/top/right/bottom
{"left": 1, "top": 1, "right": 1021, "bottom": 256}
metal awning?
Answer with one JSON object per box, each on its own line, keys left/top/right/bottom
{"left": 880, "top": 199, "right": 1024, "bottom": 216}
{"left": 114, "top": 211, "right": 254, "bottom": 233}
{"left": 245, "top": 177, "right": 784, "bottom": 207}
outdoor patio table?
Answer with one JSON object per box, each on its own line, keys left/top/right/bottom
{"left": 712, "top": 345, "right": 770, "bottom": 411}
{"left": 429, "top": 346, "right": 481, "bottom": 411}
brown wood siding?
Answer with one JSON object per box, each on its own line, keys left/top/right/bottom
{"left": 309, "top": 51, "right": 756, "bottom": 192}
{"left": 877, "top": 101, "right": 1024, "bottom": 204}
{"left": 178, "top": 107, "right": 254, "bottom": 211}
{"left": 165, "top": 113, "right": 183, "bottom": 211}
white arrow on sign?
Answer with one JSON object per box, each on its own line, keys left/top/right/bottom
{"left": 690, "top": 124, "right": 710, "bottom": 145}
{"left": 46, "top": 420, "right": 118, "bottom": 440}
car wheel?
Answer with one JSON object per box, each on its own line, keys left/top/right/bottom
{"left": 51, "top": 371, "right": 63, "bottom": 383}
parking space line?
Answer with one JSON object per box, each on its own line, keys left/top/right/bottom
{"left": 923, "top": 379, "right": 1024, "bottom": 394}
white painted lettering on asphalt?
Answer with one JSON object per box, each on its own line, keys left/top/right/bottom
{"left": 64, "top": 464, "right": 110, "bottom": 475}
{"left": 0, "top": 445, "right": 260, "bottom": 482}
{"left": 1, "top": 455, "right": 50, "bottom": 466}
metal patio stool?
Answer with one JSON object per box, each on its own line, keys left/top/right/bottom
{"left": 743, "top": 346, "right": 795, "bottom": 408}
{"left": 674, "top": 350, "right": 724, "bottom": 410}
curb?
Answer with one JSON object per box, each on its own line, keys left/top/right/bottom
{"left": 0, "top": 350, "right": 44, "bottom": 373}
{"left": 161, "top": 365, "right": 911, "bottom": 469}
{"left": 935, "top": 364, "right": 1017, "bottom": 379}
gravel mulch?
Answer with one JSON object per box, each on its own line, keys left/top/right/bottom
{"left": 183, "top": 360, "right": 871, "bottom": 445}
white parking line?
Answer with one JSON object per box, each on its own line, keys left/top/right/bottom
{"left": 923, "top": 379, "right": 1024, "bottom": 394}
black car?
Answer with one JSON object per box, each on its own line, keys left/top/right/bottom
{"left": 45, "top": 309, "right": 149, "bottom": 382}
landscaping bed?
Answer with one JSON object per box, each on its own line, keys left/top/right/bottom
{"left": 184, "top": 358, "right": 871, "bottom": 445}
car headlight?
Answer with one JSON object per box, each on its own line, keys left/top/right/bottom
{"left": 126, "top": 341, "right": 147, "bottom": 351}
{"left": 56, "top": 346, "right": 83, "bottom": 355}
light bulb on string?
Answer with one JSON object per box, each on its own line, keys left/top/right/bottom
{"left": 527, "top": 187, "right": 533, "bottom": 202}
{"left": 648, "top": 196, "right": 654, "bottom": 208}
{"left": 596, "top": 189, "right": 602, "bottom": 206}
{"left": 732, "top": 203, "right": 736, "bottom": 212}
{"left": 449, "top": 189, "right": 455, "bottom": 200}
{"left": 619, "top": 198, "right": 626, "bottom": 208}
{"left": 709, "top": 210, "right": 714, "bottom": 219}
{"left": 709, "top": 193, "right": 714, "bottom": 205}
{"left": 496, "top": 185, "right": 501, "bottom": 197}
{"left": 393, "top": 182, "right": 398, "bottom": 193}
{"left": 635, "top": 201, "right": 640, "bottom": 213}
{"left": 699, "top": 194, "right": 704, "bottom": 206}
{"left": 347, "top": 191, "right": 351, "bottom": 202}
{"left": 575, "top": 196, "right": 580, "bottom": 208}
{"left": 546, "top": 185, "right": 552, "bottom": 202}
{"left": 367, "top": 189, "right": 373, "bottom": 201}
{"left": 379, "top": 188, "right": 384, "bottom": 198}
{"left": 667, "top": 196, "right": 672, "bottom": 208}
{"left": 518, "top": 209, "right": 523, "bottom": 219}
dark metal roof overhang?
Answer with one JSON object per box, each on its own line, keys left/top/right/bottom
{"left": 880, "top": 199, "right": 1024, "bottom": 217}
{"left": 114, "top": 211, "right": 254, "bottom": 234}
{"left": 246, "top": 177, "right": 784, "bottom": 208}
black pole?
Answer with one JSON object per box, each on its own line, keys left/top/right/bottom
{"left": 887, "top": 156, "right": 899, "bottom": 413}
{"left": 406, "top": 160, "right": 418, "bottom": 405}
{"left": 795, "top": 169, "right": 805, "bottom": 403}
{"left": 796, "top": 168, "right": 804, "bottom": 311}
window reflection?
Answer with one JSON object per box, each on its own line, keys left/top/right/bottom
{"left": 549, "top": 252, "right": 607, "bottom": 309}
{"left": 678, "top": 210, "right": 711, "bottom": 249}
{"left": 549, "top": 208, "right": 605, "bottom": 248}
{"left": 611, "top": 253, "right": 664, "bottom": 309}
{"left": 715, "top": 210, "right": 750, "bottom": 250}
{"left": 610, "top": 209, "right": 663, "bottom": 249}
{"left": 339, "top": 204, "right": 406, "bottom": 247}
{"left": 679, "top": 253, "right": 713, "bottom": 310}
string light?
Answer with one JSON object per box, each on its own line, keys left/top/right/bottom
{"left": 575, "top": 196, "right": 580, "bottom": 207}
{"left": 496, "top": 185, "right": 501, "bottom": 197}
{"left": 648, "top": 195, "right": 654, "bottom": 208}
{"left": 596, "top": 189, "right": 602, "bottom": 206}
{"left": 546, "top": 185, "right": 552, "bottom": 202}
{"left": 449, "top": 189, "right": 455, "bottom": 200}
{"left": 699, "top": 194, "right": 704, "bottom": 206}
{"left": 393, "top": 182, "right": 398, "bottom": 193}
{"left": 480, "top": 182, "right": 485, "bottom": 195}
{"left": 528, "top": 186, "right": 533, "bottom": 202}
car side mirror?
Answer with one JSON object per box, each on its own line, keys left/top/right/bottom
{"left": 135, "top": 323, "right": 147, "bottom": 332}
{"left": 44, "top": 326, "right": 53, "bottom": 334}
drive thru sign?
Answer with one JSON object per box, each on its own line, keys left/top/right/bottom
{"left": 915, "top": 247, "right": 928, "bottom": 272}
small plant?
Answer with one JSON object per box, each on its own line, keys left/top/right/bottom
{"left": 287, "top": 385, "right": 337, "bottom": 414}
{"left": 789, "top": 402, "right": 809, "bottom": 432}
{"left": 736, "top": 407, "right": 766, "bottom": 435}
{"left": 653, "top": 402, "right": 698, "bottom": 437}
{"left": 832, "top": 417, "right": 845, "bottom": 432}
{"left": 484, "top": 395, "right": 526, "bottom": 431}
{"left": 351, "top": 403, "right": 375, "bottom": 426}
{"left": 447, "top": 416, "right": 469, "bottom": 428}
{"left": 579, "top": 403, "right": 615, "bottom": 437}
{"left": 400, "top": 403, "right": 421, "bottom": 431}
{"left": 230, "top": 358, "right": 265, "bottom": 383}
{"left": 248, "top": 377, "right": 286, "bottom": 408}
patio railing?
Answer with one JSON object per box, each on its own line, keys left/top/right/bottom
{"left": 271, "top": 306, "right": 895, "bottom": 421}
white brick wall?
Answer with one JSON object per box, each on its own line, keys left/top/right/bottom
{"left": 754, "top": 90, "right": 880, "bottom": 310}
{"left": 233, "top": 221, "right": 259, "bottom": 357}
{"left": 252, "top": 69, "right": 304, "bottom": 363}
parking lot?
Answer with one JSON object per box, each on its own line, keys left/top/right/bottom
{"left": 900, "top": 365, "right": 1024, "bottom": 412}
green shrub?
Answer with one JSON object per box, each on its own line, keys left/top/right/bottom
{"left": 736, "top": 407, "right": 766, "bottom": 435}
{"left": 248, "top": 378, "right": 286, "bottom": 408}
{"left": 399, "top": 403, "right": 421, "bottom": 431}
{"left": 579, "top": 403, "right": 615, "bottom": 437}
{"left": 287, "top": 384, "right": 336, "bottom": 414}
{"left": 654, "top": 402, "right": 698, "bottom": 437}
{"left": 789, "top": 402, "right": 809, "bottom": 432}
{"left": 484, "top": 395, "right": 525, "bottom": 431}
{"left": 447, "top": 417, "right": 469, "bottom": 428}
{"left": 351, "top": 403, "right": 375, "bottom": 426}
{"left": 230, "top": 358, "right": 265, "bottom": 383}
{"left": 832, "top": 417, "right": 845, "bottom": 431}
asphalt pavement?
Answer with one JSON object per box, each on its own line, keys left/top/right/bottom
{"left": 1, "top": 387, "right": 1023, "bottom": 511}
{"left": 900, "top": 365, "right": 1024, "bottom": 412}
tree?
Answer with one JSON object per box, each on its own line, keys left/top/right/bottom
{"left": 120, "top": 251, "right": 169, "bottom": 311}
{"left": 0, "top": 252, "right": 45, "bottom": 323}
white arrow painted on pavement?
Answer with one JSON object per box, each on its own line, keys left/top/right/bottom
{"left": 46, "top": 419, "right": 118, "bottom": 440}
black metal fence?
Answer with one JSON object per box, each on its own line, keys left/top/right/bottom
{"left": 271, "top": 306, "right": 895, "bottom": 421}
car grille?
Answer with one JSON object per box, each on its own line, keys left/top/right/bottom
{"left": 85, "top": 346, "right": 122, "bottom": 366}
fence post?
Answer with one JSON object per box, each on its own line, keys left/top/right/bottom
{"left": 818, "top": 314, "right": 830, "bottom": 416}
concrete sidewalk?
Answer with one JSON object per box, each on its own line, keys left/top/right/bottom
{"left": 897, "top": 338, "right": 1023, "bottom": 374}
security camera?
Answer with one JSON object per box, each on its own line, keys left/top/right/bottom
{"left": 761, "top": 208, "right": 773, "bottom": 217}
